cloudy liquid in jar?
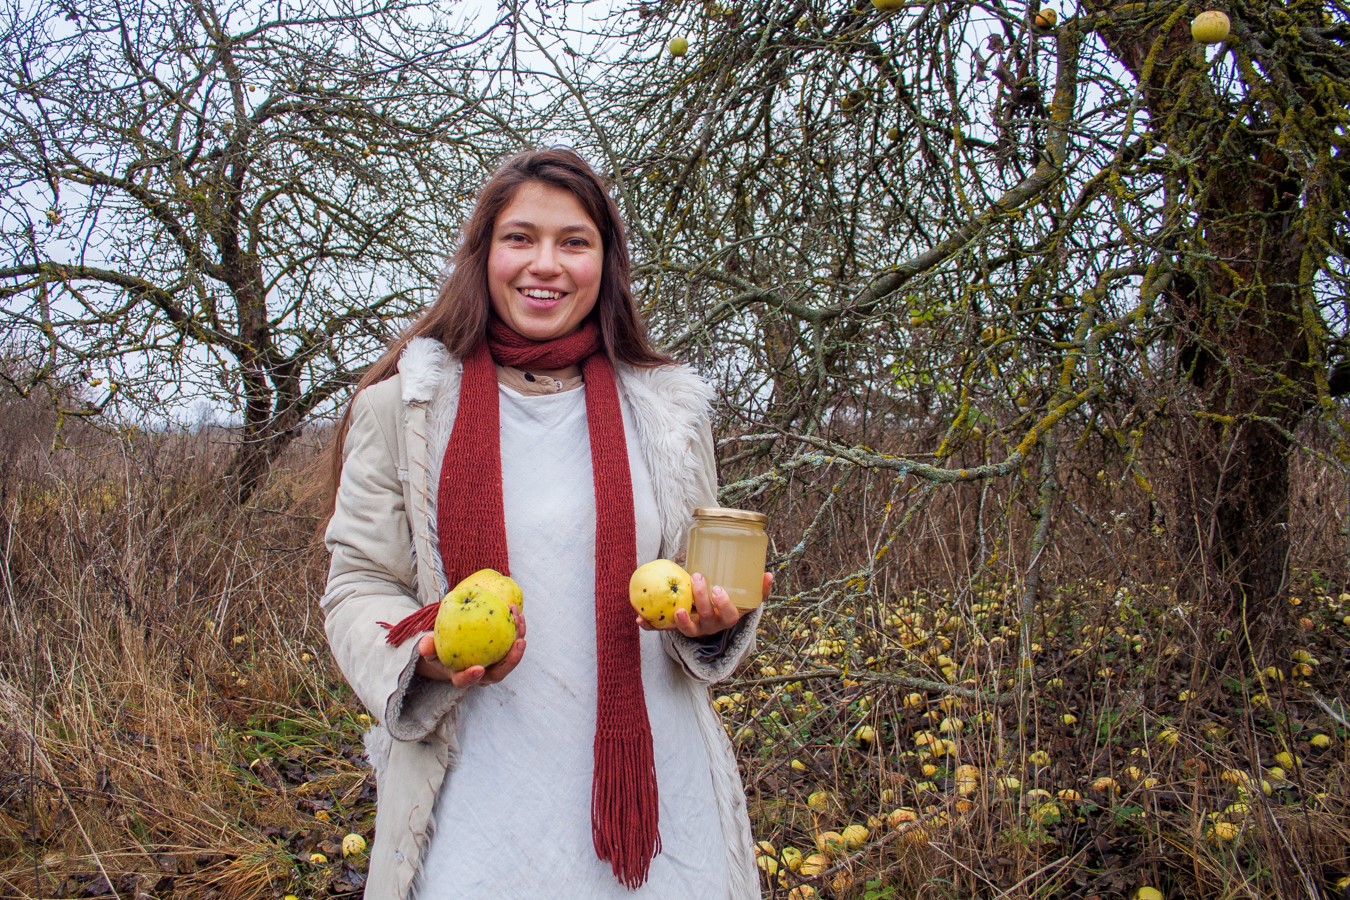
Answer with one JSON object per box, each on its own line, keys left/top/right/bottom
{"left": 685, "top": 507, "right": 769, "bottom": 612}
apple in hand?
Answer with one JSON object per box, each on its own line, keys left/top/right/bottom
{"left": 628, "top": 559, "right": 693, "bottom": 627}
{"left": 433, "top": 570, "right": 522, "bottom": 670}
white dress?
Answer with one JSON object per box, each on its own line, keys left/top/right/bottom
{"left": 416, "top": 383, "right": 733, "bottom": 899}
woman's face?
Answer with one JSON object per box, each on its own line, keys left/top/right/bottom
{"left": 487, "top": 181, "right": 603, "bottom": 342}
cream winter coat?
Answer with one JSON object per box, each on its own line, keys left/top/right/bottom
{"left": 322, "top": 337, "right": 762, "bottom": 900}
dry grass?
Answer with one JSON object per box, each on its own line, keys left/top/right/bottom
{"left": 1, "top": 394, "right": 1347, "bottom": 899}
{"left": 0, "top": 422, "right": 370, "bottom": 899}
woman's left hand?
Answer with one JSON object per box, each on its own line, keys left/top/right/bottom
{"left": 638, "top": 571, "right": 773, "bottom": 638}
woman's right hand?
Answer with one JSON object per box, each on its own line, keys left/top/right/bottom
{"left": 414, "top": 606, "right": 527, "bottom": 687}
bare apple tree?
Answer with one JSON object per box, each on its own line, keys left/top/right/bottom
{"left": 0, "top": 0, "right": 525, "bottom": 501}
{"left": 525, "top": 0, "right": 1349, "bottom": 654}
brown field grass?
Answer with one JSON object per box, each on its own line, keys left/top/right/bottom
{"left": 1, "top": 395, "right": 1347, "bottom": 899}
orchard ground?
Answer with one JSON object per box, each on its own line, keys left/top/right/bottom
{"left": 1, "top": 421, "right": 1347, "bottom": 899}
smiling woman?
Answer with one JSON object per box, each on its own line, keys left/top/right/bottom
{"left": 318, "top": 148, "right": 769, "bottom": 900}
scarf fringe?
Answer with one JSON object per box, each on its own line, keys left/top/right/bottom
{"left": 591, "top": 732, "right": 662, "bottom": 889}
{"left": 380, "top": 601, "right": 439, "bottom": 645}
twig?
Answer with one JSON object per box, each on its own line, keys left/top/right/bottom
{"left": 736, "top": 666, "right": 1012, "bottom": 707}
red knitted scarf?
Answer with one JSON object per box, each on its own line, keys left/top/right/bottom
{"left": 381, "top": 317, "right": 661, "bottom": 888}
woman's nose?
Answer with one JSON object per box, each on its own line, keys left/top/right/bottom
{"left": 529, "top": 242, "right": 562, "bottom": 275}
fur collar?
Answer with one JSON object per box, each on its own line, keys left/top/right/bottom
{"left": 399, "top": 337, "right": 454, "bottom": 404}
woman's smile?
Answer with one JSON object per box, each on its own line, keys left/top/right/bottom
{"left": 518, "top": 287, "right": 566, "bottom": 310}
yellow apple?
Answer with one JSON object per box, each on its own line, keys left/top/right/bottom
{"left": 815, "top": 830, "right": 845, "bottom": 855}
{"left": 840, "top": 90, "right": 865, "bottom": 111}
{"left": 669, "top": 36, "right": 689, "bottom": 57}
{"left": 1191, "top": 10, "right": 1230, "bottom": 44}
{"left": 841, "top": 823, "right": 869, "bottom": 848}
{"left": 1034, "top": 8, "right": 1057, "bottom": 30}
{"left": 806, "top": 790, "right": 835, "bottom": 811}
{"left": 887, "top": 807, "right": 918, "bottom": 828}
{"left": 433, "top": 582, "right": 518, "bottom": 670}
{"left": 1029, "top": 802, "right": 1061, "bottom": 825}
{"left": 456, "top": 568, "right": 523, "bottom": 611}
{"left": 341, "top": 833, "right": 367, "bottom": 857}
{"left": 628, "top": 558, "right": 693, "bottom": 626}
{"left": 871, "top": 0, "right": 906, "bottom": 10}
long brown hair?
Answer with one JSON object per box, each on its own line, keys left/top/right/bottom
{"left": 321, "top": 148, "right": 672, "bottom": 516}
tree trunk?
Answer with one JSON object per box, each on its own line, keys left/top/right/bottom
{"left": 1167, "top": 413, "right": 1293, "bottom": 634}
{"left": 224, "top": 427, "right": 298, "bottom": 505}
{"left": 1090, "top": 14, "right": 1319, "bottom": 653}
{"left": 1168, "top": 132, "right": 1310, "bottom": 647}
{"left": 223, "top": 352, "right": 303, "bottom": 505}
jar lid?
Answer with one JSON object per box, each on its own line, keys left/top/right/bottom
{"left": 692, "top": 506, "right": 767, "bottom": 524}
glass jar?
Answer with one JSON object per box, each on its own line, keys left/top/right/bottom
{"left": 686, "top": 507, "right": 769, "bottom": 612}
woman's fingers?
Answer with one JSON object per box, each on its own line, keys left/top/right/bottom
{"left": 449, "top": 664, "right": 487, "bottom": 688}
{"left": 478, "top": 605, "right": 526, "bottom": 683}
{"left": 672, "top": 576, "right": 742, "bottom": 637}
{"left": 480, "top": 637, "right": 526, "bottom": 684}
{"left": 691, "top": 572, "right": 715, "bottom": 621}
{"left": 413, "top": 634, "right": 451, "bottom": 681}
{"left": 706, "top": 585, "right": 743, "bottom": 634}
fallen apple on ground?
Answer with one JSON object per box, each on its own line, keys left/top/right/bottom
{"left": 341, "top": 833, "right": 367, "bottom": 858}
